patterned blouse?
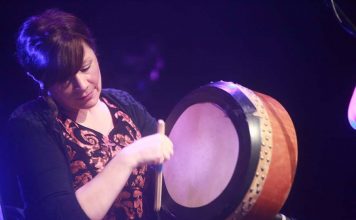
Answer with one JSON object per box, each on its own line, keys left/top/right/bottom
{"left": 56, "top": 97, "right": 150, "bottom": 219}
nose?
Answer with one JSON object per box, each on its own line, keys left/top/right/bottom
{"left": 73, "top": 72, "right": 88, "bottom": 91}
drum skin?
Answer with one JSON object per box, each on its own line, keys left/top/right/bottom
{"left": 162, "top": 81, "right": 298, "bottom": 220}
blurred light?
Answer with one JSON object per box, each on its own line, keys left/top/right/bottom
{"left": 348, "top": 86, "right": 356, "bottom": 130}
{"left": 0, "top": 204, "right": 3, "bottom": 220}
{"left": 149, "top": 69, "right": 160, "bottom": 81}
{"left": 331, "top": 0, "right": 356, "bottom": 37}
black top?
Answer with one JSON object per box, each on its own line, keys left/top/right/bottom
{"left": 3, "top": 89, "right": 157, "bottom": 220}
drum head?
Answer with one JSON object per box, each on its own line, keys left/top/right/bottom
{"left": 162, "top": 82, "right": 262, "bottom": 219}
{"left": 165, "top": 103, "right": 239, "bottom": 207}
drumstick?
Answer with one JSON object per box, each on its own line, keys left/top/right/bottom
{"left": 154, "top": 119, "right": 165, "bottom": 212}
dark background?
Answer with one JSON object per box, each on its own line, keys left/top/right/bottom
{"left": 1, "top": 0, "right": 355, "bottom": 219}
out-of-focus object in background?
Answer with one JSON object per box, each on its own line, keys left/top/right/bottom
{"left": 348, "top": 86, "right": 356, "bottom": 129}
{"left": 330, "top": 0, "right": 356, "bottom": 130}
{"left": 330, "top": 0, "right": 356, "bottom": 37}
{"left": 0, "top": 203, "right": 2, "bottom": 220}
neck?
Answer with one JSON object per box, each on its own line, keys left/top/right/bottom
{"left": 76, "top": 101, "right": 104, "bottom": 124}
{"left": 59, "top": 100, "right": 103, "bottom": 123}
{"left": 59, "top": 99, "right": 114, "bottom": 136}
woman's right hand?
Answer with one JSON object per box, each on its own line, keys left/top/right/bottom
{"left": 75, "top": 133, "right": 173, "bottom": 219}
{"left": 117, "top": 133, "right": 174, "bottom": 169}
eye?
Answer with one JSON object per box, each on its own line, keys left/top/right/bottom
{"left": 80, "top": 64, "right": 90, "bottom": 72}
{"left": 80, "top": 60, "right": 92, "bottom": 72}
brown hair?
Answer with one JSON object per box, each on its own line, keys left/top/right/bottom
{"left": 16, "top": 9, "right": 96, "bottom": 91}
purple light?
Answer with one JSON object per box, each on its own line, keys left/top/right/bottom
{"left": 149, "top": 57, "right": 164, "bottom": 82}
{"left": 0, "top": 204, "right": 3, "bottom": 220}
{"left": 149, "top": 69, "right": 160, "bottom": 81}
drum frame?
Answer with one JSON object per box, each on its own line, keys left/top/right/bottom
{"left": 162, "top": 81, "right": 263, "bottom": 219}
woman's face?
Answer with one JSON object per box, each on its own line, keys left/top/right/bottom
{"left": 49, "top": 42, "right": 102, "bottom": 113}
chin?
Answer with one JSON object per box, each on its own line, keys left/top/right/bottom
{"left": 83, "top": 98, "right": 99, "bottom": 109}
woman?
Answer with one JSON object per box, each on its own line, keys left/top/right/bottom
{"left": 7, "top": 9, "right": 173, "bottom": 219}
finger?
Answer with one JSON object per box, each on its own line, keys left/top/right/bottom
{"left": 157, "top": 119, "right": 165, "bottom": 135}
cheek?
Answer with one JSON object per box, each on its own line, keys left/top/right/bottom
{"left": 91, "top": 66, "right": 101, "bottom": 87}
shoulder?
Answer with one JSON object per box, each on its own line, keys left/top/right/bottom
{"left": 101, "top": 88, "right": 138, "bottom": 106}
{"left": 9, "top": 97, "right": 51, "bottom": 123}
{"left": 6, "top": 98, "right": 65, "bottom": 161}
{"left": 101, "top": 88, "right": 146, "bottom": 114}
{"left": 8, "top": 98, "right": 57, "bottom": 138}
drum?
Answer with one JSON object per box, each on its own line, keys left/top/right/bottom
{"left": 162, "top": 81, "right": 298, "bottom": 220}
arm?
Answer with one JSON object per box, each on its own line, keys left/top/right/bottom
{"left": 75, "top": 133, "right": 173, "bottom": 219}
{"left": 7, "top": 118, "right": 89, "bottom": 220}
{"left": 10, "top": 117, "right": 172, "bottom": 220}
{"left": 76, "top": 91, "right": 173, "bottom": 219}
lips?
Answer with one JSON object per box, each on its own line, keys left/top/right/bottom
{"left": 78, "top": 90, "right": 94, "bottom": 101}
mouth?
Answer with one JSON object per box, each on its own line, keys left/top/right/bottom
{"left": 78, "top": 90, "right": 94, "bottom": 100}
